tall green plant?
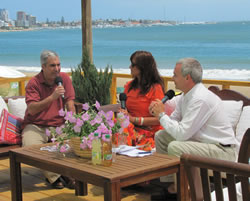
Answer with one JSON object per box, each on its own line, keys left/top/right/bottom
{"left": 71, "top": 49, "right": 113, "bottom": 105}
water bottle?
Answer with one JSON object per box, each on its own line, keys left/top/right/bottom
{"left": 102, "top": 134, "right": 112, "bottom": 167}
{"left": 92, "top": 133, "right": 102, "bottom": 165}
{"left": 112, "top": 133, "right": 119, "bottom": 162}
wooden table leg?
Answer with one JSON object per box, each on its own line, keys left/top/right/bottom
{"left": 179, "top": 163, "right": 190, "bottom": 201}
{"left": 9, "top": 151, "right": 22, "bottom": 201}
{"left": 75, "top": 180, "right": 88, "bottom": 196}
{"left": 104, "top": 181, "right": 120, "bottom": 201}
{"left": 177, "top": 168, "right": 181, "bottom": 201}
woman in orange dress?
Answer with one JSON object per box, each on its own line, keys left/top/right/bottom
{"left": 122, "top": 50, "right": 165, "bottom": 150}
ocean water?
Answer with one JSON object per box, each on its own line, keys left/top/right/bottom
{"left": 0, "top": 21, "right": 250, "bottom": 80}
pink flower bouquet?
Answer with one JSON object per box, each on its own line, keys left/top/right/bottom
{"left": 46, "top": 101, "right": 129, "bottom": 153}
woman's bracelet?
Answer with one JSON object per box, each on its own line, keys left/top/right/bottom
{"left": 135, "top": 117, "right": 139, "bottom": 124}
{"left": 140, "top": 117, "right": 144, "bottom": 126}
{"left": 135, "top": 117, "right": 144, "bottom": 125}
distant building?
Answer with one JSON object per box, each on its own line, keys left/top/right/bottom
{"left": 17, "top": 11, "right": 25, "bottom": 21}
{"left": 0, "top": 20, "right": 4, "bottom": 27}
{"left": 0, "top": 9, "right": 9, "bottom": 22}
{"left": 8, "top": 20, "right": 15, "bottom": 27}
{"left": 30, "top": 16, "right": 36, "bottom": 26}
{"left": 26, "top": 14, "right": 36, "bottom": 26}
{"left": 16, "top": 11, "right": 36, "bottom": 27}
{"left": 16, "top": 11, "right": 26, "bottom": 27}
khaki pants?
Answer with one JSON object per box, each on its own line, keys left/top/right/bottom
{"left": 155, "top": 129, "right": 237, "bottom": 182}
{"left": 22, "top": 124, "right": 61, "bottom": 183}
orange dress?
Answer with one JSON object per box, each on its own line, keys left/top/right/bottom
{"left": 123, "top": 81, "right": 164, "bottom": 150}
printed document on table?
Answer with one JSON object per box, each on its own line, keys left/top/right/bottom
{"left": 114, "top": 145, "right": 153, "bottom": 157}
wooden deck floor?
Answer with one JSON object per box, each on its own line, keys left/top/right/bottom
{"left": 0, "top": 158, "right": 164, "bottom": 201}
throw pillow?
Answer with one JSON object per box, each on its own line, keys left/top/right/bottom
{"left": 0, "top": 109, "right": 23, "bottom": 144}
{"left": 8, "top": 98, "right": 27, "bottom": 119}
{"left": 235, "top": 105, "right": 250, "bottom": 153}
{"left": 222, "top": 100, "right": 243, "bottom": 132}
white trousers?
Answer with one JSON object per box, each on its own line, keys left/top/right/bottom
{"left": 155, "top": 129, "right": 237, "bottom": 182}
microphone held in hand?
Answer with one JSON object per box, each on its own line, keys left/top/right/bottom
{"left": 161, "top": 90, "right": 175, "bottom": 103}
{"left": 55, "top": 76, "right": 64, "bottom": 99}
{"left": 119, "top": 93, "right": 127, "bottom": 109}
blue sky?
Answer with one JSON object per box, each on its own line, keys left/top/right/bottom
{"left": 1, "top": 0, "right": 250, "bottom": 22}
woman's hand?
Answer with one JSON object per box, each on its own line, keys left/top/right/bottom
{"left": 119, "top": 108, "right": 128, "bottom": 116}
{"left": 119, "top": 108, "right": 135, "bottom": 123}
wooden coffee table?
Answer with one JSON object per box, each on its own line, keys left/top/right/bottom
{"left": 9, "top": 143, "right": 188, "bottom": 201}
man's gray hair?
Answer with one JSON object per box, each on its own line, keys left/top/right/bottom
{"left": 177, "top": 58, "right": 203, "bottom": 83}
{"left": 40, "top": 50, "right": 59, "bottom": 66}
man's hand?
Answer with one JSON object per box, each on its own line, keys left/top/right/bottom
{"left": 149, "top": 99, "right": 165, "bottom": 117}
{"left": 28, "top": 86, "right": 65, "bottom": 116}
{"left": 51, "top": 85, "right": 65, "bottom": 100}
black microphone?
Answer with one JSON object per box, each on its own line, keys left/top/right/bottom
{"left": 119, "top": 93, "right": 127, "bottom": 109}
{"left": 55, "top": 76, "right": 64, "bottom": 99}
{"left": 161, "top": 90, "right": 175, "bottom": 103}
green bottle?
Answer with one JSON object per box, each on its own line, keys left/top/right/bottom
{"left": 92, "top": 133, "right": 102, "bottom": 165}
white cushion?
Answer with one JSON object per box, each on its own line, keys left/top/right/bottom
{"left": 0, "top": 96, "right": 8, "bottom": 128}
{"left": 0, "top": 96, "right": 8, "bottom": 113}
{"left": 235, "top": 106, "right": 250, "bottom": 153}
{"left": 7, "top": 98, "right": 27, "bottom": 119}
{"left": 222, "top": 100, "right": 243, "bottom": 132}
{"left": 211, "top": 182, "right": 242, "bottom": 201}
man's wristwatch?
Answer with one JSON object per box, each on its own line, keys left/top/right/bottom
{"left": 158, "top": 112, "right": 166, "bottom": 120}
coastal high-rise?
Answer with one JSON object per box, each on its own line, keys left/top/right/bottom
{"left": 16, "top": 11, "right": 36, "bottom": 27}
{"left": 26, "top": 15, "right": 36, "bottom": 27}
{"left": 0, "top": 9, "right": 9, "bottom": 22}
{"left": 17, "top": 11, "right": 25, "bottom": 21}
{"left": 16, "top": 11, "right": 29, "bottom": 27}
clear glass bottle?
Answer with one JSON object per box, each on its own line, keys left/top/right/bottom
{"left": 102, "top": 134, "right": 112, "bottom": 167}
{"left": 112, "top": 133, "right": 119, "bottom": 162}
{"left": 92, "top": 133, "right": 102, "bottom": 165}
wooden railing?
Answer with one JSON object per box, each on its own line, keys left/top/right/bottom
{"left": 110, "top": 73, "right": 250, "bottom": 104}
{"left": 0, "top": 72, "right": 71, "bottom": 97}
{"left": 1, "top": 73, "right": 250, "bottom": 104}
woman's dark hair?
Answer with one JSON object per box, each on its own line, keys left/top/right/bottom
{"left": 128, "top": 50, "right": 164, "bottom": 94}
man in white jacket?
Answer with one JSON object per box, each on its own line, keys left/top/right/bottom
{"left": 149, "top": 58, "right": 237, "bottom": 201}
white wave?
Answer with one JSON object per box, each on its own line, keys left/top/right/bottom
{"left": 113, "top": 68, "right": 250, "bottom": 81}
{"left": 1, "top": 66, "right": 250, "bottom": 81}
{"left": 0, "top": 66, "right": 72, "bottom": 73}
{"left": 202, "top": 69, "right": 250, "bottom": 81}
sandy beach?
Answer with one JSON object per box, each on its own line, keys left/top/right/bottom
{"left": 0, "top": 28, "right": 36, "bottom": 32}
